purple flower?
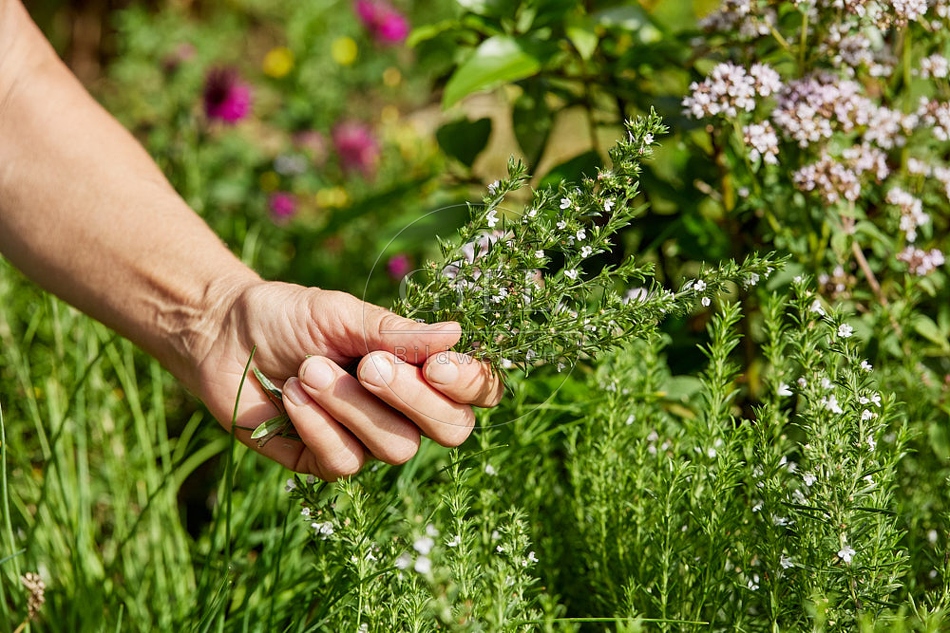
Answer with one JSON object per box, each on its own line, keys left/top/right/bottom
{"left": 203, "top": 67, "right": 252, "bottom": 124}
{"left": 332, "top": 121, "right": 380, "bottom": 178}
{"left": 387, "top": 254, "right": 411, "bottom": 280}
{"left": 269, "top": 192, "right": 297, "bottom": 222}
{"left": 354, "top": 0, "right": 410, "bottom": 45}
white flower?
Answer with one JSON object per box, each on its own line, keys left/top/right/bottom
{"left": 306, "top": 474, "right": 316, "bottom": 484}
{"left": 604, "top": 198, "right": 615, "bottom": 212}
{"left": 301, "top": 507, "right": 311, "bottom": 518}
{"left": 486, "top": 209, "right": 499, "bottom": 228}
{"left": 860, "top": 360, "right": 873, "bottom": 372}
{"left": 780, "top": 554, "right": 794, "bottom": 569}
{"left": 803, "top": 472, "right": 817, "bottom": 487}
{"left": 576, "top": 228, "right": 587, "bottom": 241}
{"left": 535, "top": 249, "right": 545, "bottom": 259}
{"left": 564, "top": 269, "right": 579, "bottom": 280}
{"left": 822, "top": 394, "right": 844, "bottom": 415}
{"left": 556, "top": 220, "right": 567, "bottom": 230}
{"left": 838, "top": 545, "right": 856, "bottom": 564}
{"left": 861, "top": 409, "right": 876, "bottom": 421}
{"left": 560, "top": 197, "right": 571, "bottom": 210}
{"left": 312, "top": 521, "right": 335, "bottom": 539}
{"left": 496, "top": 545, "right": 505, "bottom": 554}
{"left": 694, "top": 279, "right": 707, "bottom": 293}
{"left": 487, "top": 180, "right": 500, "bottom": 195}
{"left": 866, "top": 436, "right": 877, "bottom": 451}
{"left": 837, "top": 323, "right": 854, "bottom": 338}
{"left": 447, "top": 534, "right": 462, "bottom": 547}
{"left": 777, "top": 383, "right": 793, "bottom": 397}
{"left": 747, "top": 574, "right": 760, "bottom": 590}
{"left": 810, "top": 299, "right": 825, "bottom": 315}
{"left": 701, "top": 296, "right": 712, "bottom": 307}
{"left": 395, "top": 552, "right": 413, "bottom": 570}
{"left": 526, "top": 551, "right": 538, "bottom": 564}
{"left": 414, "top": 555, "right": 432, "bottom": 574}
{"left": 485, "top": 463, "right": 497, "bottom": 476}
{"left": 358, "top": 623, "right": 369, "bottom": 633}
{"left": 285, "top": 478, "right": 297, "bottom": 492}
{"left": 414, "top": 536, "right": 435, "bottom": 555}
{"left": 580, "top": 245, "right": 593, "bottom": 258}
{"left": 426, "top": 524, "right": 440, "bottom": 537}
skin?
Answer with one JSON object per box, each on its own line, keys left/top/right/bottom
{"left": 0, "top": 0, "right": 503, "bottom": 479}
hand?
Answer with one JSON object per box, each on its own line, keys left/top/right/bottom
{"left": 190, "top": 280, "right": 504, "bottom": 479}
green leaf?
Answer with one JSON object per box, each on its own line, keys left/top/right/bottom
{"left": 565, "top": 18, "right": 598, "bottom": 61}
{"left": 455, "top": 0, "right": 507, "bottom": 16}
{"left": 539, "top": 150, "right": 601, "bottom": 189}
{"left": 913, "top": 315, "right": 950, "bottom": 353}
{"left": 250, "top": 414, "right": 291, "bottom": 441}
{"left": 436, "top": 117, "right": 493, "bottom": 168}
{"left": 407, "top": 20, "right": 460, "bottom": 48}
{"left": 512, "top": 83, "right": 553, "bottom": 168}
{"left": 442, "top": 35, "right": 542, "bottom": 108}
{"left": 253, "top": 367, "right": 283, "bottom": 401}
{"left": 593, "top": 5, "right": 662, "bottom": 43}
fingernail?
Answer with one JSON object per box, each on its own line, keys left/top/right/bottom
{"left": 301, "top": 357, "right": 335, "bottom": 390}
{"left": 360, "top": 354, "right": 394, "bottom": 386}
{"left": 425, "top": 356, "right": 459, "bottom": 384}
{"left": 282, "top": 377, "right": 309, "bottom": 406}
{"left": 430, "top": 321, "right": 459, "bottom": 331}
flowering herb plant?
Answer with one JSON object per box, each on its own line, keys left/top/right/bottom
{"left": 393, "top": 111, "right": 776, "bottom": 374}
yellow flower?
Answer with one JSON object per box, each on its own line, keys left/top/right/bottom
{"left": 259, "top": 170, "right": 280, "bottom": 192}
{"left": 262, "top": 46, "right": 294, "bottom": 78}
{"left": 331, "top": 37, "right": 358, "bottom": 66}
{"left": 316, "top": 186, "right": 349, "bottom": 208}
{"left": 382, "top": 66, "right": 401, "bottom": 87}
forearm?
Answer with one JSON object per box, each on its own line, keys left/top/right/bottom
{"left": 0, "top": 0, "right": 260, "bottom": 386}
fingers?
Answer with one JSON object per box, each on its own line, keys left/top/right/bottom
{"left": 333, "top": 293, "right": 462, "bottom": 360}
{"left": 281, "top": 378, "right": 367, "bottom": 479}
{"left": 357, "top": 352, "right": 477, "bottom": 447}
{"left": 423, "top": 351, "right": 504, "bottom": 408}
{"left": 295, "top": 356, "right": 422, "bottom": 465}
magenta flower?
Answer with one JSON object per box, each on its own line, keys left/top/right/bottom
{"left": 203, "top": 67, "right": 252, "bottom": 124}
{"left": 354, "top": 0, "right": 410, "bottom": 45}
{"left": 387, "top": 253, "right": 411, "bottom": 280}
{"left": 268, "top": 192, "right": 297, "bottom": 222}
{"left": 332, "top": 121, "right": 380, "bottom": 178}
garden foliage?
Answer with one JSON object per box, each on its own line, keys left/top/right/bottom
{"left": 4, "top": 0, "right": 950, "bottom": 631}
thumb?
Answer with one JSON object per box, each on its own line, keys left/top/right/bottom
{"left": 351, "top": 303, "right": 462, "bottom": 364}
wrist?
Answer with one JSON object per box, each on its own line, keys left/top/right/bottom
{"left": 159, "top": 266, "right": 263, "bottom": 391}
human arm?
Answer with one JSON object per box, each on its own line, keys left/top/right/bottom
{"left": 0, "top": 0, "right": 502, "bottom": 477}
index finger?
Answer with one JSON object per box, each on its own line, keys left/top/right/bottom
{"left": 422, "top": 351, "right": 504, "bottom": 408}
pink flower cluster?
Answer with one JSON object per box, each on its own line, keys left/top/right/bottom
{"left": 742, "top": 121, "right": 779, "bottom": 165}
{"left": 682, "top": 62, "right": 781, "bottom": 119}
{"left": 354, "top": 0, "right": 410, "bottom": 45}
{"left": 332, "top": 121, "right": 380, "bottom": 179}
{"left": 886, "top": 187, "right": 929, "bottom": 243}
{"left": 793, "top": 145, "right": 887, "bottom": 204}
{"left": 699, "top": 0, "right": 776, "bottom": 38}
{"left": 203, "top": 67, "right": 252, "bottom": 124}
{"left": 897, "top": 246, "right": 945, "bottom": 276}
{"left": 772, "top": 75, "right": 870, "bottom": 148}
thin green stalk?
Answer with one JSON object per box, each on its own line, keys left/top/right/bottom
{"left": 0, "top": 398, "right": 21, "bottom": 623}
